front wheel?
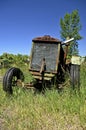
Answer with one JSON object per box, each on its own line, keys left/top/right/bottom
{"left": 3, "top": 67, "right": 24, "bottom": 94}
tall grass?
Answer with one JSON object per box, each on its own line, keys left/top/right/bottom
{"left": 0, "top": 64, "right": 86, "bottom": 130}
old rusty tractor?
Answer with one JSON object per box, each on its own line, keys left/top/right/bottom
{"left": 3, "top": 35, "right": 80, "bottom": 94}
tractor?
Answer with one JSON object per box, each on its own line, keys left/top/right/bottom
{"left": 3, "top": 35, "right": 80, "bottom": 94}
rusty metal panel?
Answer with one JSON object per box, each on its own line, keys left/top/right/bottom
{"left": 32, "top": 35, "right": 61, "bottom": 43}
{"left": 33, "top": 75, "right": 52, "bottom": 81}
{"left": 30, "top": 42, "right": 59, "bottom": 73}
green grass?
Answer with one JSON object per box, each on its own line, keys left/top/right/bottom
{"left": 0, "top": 64, "right": 86, "bottom": 130}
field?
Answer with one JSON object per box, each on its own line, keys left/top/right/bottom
{"left": 0, "top": 63, "right": 86, "bottom": 130}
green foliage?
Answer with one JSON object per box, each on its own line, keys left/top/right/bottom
{"left": 0, "top": 53, "right": 29, "bottom": 68}
{"left": 60, "top": 10, "right": 82, "bottom": 56}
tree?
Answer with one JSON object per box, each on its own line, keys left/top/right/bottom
{"left": 60, "top": 10, "right": 82, "bottom": 56}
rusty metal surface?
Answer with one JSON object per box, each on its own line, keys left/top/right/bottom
{"left": 30, "top": 43, "right": 59, "bottom": 72}
{"left": 29, "top": 70, "right": 55, "bottom": 81}
{"left": 32, "top": 35, "right": 61, "bottom": 43}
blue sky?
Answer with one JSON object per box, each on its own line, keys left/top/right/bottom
{"left": 0, "top": 0, "right": 86, "bottom": 56}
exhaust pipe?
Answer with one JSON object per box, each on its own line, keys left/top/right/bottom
{"left": 62, "top": 38, "right": 74, "bottom": 45}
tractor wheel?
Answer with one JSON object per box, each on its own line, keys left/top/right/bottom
{"left": 3, "top": 67, "right": 24, "bottom": 94}
{"left": 70, "top": 64, "right": 80, "bottom": 89}
{"left": 3, "top": 67, "right": 15, "bottom": 91}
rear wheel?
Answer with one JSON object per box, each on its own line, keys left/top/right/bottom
{"left": 3, "top": 67, "right": 24, "bottom": 94}
{"left": 70, "top": 64, "right": 80, "bottom": 89}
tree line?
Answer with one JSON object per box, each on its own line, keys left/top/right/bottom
{"left": 0, "top": 53, "right": 29, "bottom": 68}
